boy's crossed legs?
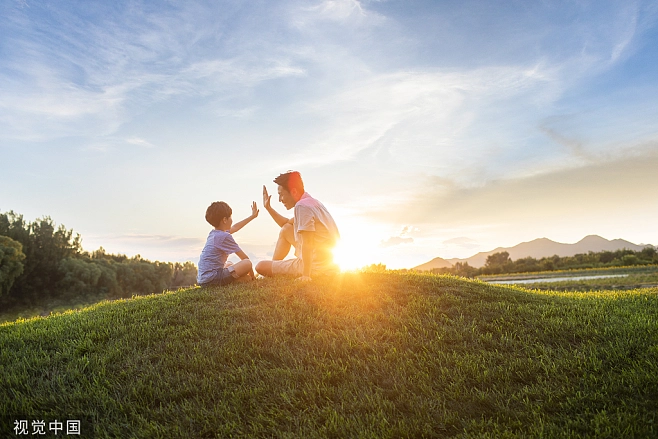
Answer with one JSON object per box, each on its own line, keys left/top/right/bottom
{"left": 227, "top": 258, "right": 256, "bottom": 283}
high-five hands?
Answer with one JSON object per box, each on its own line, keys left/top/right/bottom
{"left": 251, "top": 201, "right": 259, "bottom": 219}
{"left": 262, "top": 185, "right": 272, "bottom": 210}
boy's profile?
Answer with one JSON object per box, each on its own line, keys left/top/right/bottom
{"left": 197, "top": 201, "right": 258, "bottom": 286}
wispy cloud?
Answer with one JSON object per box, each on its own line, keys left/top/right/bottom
{"left": 293, "top": 0, "right": 381, "bottom": 27}
{"left": 379, "top": 236, "right": 413, "bottom": 248}
{"left": 0, "top": 1, "right": 307, "bottom": 142}
{"left": 281, "top": 65, "right": 559, "bottom": 175}
{"left": 379, "top": 225, "right": 415, "bottom": 248}
{"left": 125, "top": 137, "right": 155, "bottom": 148}
{"left": 182, "top": 57, "right": 306, "bottom": 91}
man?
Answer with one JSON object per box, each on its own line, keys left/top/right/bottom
{"left": 255, "top": 171, "right": 340, "bottom": 281}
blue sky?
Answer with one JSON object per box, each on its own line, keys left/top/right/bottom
{"left": 2, "top": 0, "right": 658, "bottom": 269}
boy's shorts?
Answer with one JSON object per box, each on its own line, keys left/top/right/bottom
{"left": 201, "top": 265, "right": 238, "bottom": 287}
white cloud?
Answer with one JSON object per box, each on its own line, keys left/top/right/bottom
{"left": 125, "top": 137, "right": 155, "bottom": 148}
{"left": 183, "top": 57, "right": 306, "bottom": 88}
{"left": 282, "top": 65, "right": 559, "bottom": 177}
{"left": 379, "top": 236, "right": 413, "bottom": 248}
{"left": 307, "top": 0, "right": 365, "bottom": 20}
{"left": 0, "top": 2, "right": 308, "bottom": 142}
{"left": 293, "top": 0, "right": 382, "bottom": 27}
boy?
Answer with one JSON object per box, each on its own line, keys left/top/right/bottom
{"left": 197, "top": 201, "right": 258, "bottom": 286}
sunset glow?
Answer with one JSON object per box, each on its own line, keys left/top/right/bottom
{"left": 1, "top": 0, "right": 657, "bottom": 268}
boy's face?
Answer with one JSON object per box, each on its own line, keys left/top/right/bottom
{"left": 278, "top": 185, "right": 297, "bottom": 210}
{"left": 220, "top": 216, "right": 233, "bottom": 231}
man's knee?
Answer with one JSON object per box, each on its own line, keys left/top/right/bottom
{"left": 255, "top": 260, "right": 272, "bottom": 276}
{"left": 279, "top": 222, "right": 293, "bottom": 236}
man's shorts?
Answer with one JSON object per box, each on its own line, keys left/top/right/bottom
{"left": 201, "top": 265, "right": 238, "bottom": 287}
{"left": 271, "top": 257, "right": 339, "bottom": 277}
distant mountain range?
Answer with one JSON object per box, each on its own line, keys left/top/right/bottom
{"left": 414, "top": 235, "right": 654, "bottom": 270}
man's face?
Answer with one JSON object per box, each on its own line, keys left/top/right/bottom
{"left": 278, "top": 185, "right": 296, "bottom": 210}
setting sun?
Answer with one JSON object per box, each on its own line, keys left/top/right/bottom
{"left": 332, "top": 240, "right": 367, "bottom": 272}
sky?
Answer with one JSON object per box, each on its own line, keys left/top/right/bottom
{"left": 2, "top": 0, "right": 658, "bottom": 270}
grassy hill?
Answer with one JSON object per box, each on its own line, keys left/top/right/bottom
{"left": 1, "top": 273, "right": 657, "bottom": 438}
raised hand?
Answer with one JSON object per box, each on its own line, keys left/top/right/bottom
{"left": 251, "top": 201, "right": 259, "bottom": 218}
{"left": 262, "top": 185, "right": 272, "bottom": 210}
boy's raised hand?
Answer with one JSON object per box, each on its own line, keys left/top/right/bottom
{"left": 251, "top": 201, "right": 259, "bottom": 218}
{"left": 262, "top": 185, "right": 272, "bottom": 210}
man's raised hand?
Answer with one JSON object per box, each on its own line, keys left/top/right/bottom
{"left": 262, "top": 185, "right": 272, "bottom": 210}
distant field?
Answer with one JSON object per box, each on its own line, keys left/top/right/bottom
{"left": 0, "top": 290, "right": 115, "bottom": 325}
{"left": 1, "top": 273, "right": 657, "bottom": 438}
{"left": 479, "top": 265, "right": 658, "bottom": 291}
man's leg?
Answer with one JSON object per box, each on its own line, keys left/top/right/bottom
{"left": 272, "top": 223, "right": 296, "bottom": 260}
{"left": 255, "top": 260, "right": 273, "bottom": 277}
{"left": 256, "top": 223, "right": 297, "bottom": 277}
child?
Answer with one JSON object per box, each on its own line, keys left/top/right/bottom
{"left": 197, "top": 201, "right": 258, "bottom": 286}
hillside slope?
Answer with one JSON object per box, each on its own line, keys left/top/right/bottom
{"left": 1, "top": 274, "right": 657, "bottom": 438}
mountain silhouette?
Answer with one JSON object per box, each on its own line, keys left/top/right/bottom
{"left": 414, "top": 235, "right": 651, "bottom": 270}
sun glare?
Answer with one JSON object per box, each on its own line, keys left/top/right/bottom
{"left": 329, "top": 215, "right": 401, "bottom": 271}
{"left": 332, "top": 240, "right": 366, "bottom": 272}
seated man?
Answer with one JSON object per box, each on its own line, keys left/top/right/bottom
{"left": 255, "top": 171, "right": 340, "bottom": 281}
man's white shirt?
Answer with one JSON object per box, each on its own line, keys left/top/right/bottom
{"left": 293, "top": 192, "right": 340, "bottom": 249}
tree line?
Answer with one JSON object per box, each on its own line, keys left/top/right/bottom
{"left": 0, "top": 211, "right": 197, "bottom": 309}
{"left": 429, "top": 247, "right": 658, "bottom": 278}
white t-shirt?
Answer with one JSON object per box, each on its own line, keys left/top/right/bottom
{"left": 293, "top": 192, "right": 340, "bottom": 251}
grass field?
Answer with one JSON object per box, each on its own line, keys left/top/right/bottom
{"left": 479, "top": 265, "right": 658, "bottom": 291}
{"left": 0, "top": 290, "right": 115, "bottom": 326}
{"left": 1, "top": 273, "right": 657, "bottom": 438}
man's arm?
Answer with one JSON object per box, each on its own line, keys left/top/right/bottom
{"left": 230, "top": 202, "right": 259, "bottom": 234}
{"left": 263, "top": 185, "right": 292, "bottom": 228}
{"left": 297, "top": 230, "right": 315, "bottom": 281}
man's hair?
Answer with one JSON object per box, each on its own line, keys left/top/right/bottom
{"left": 205, "top": 201, "right": 232, "bottom": 228}
{"left": 274, "top": 171, "right": 304, "bottom": 194}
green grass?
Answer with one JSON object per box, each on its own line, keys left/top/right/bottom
{"left": 1, "top": 273, "right": 657, "bottom": 438}
{"left": 0, "top": 290, "right": 114, "bottom": 325}
{"left": 521, "top": 272, "right": 658, "bottom": 291}
{"left": 479, "top": 266, "right": 658, "bottom": 291}
{"left": 478, "top": 265, "right": 658, "bottom": 281}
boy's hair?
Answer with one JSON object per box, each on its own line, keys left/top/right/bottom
{"left": 205, "top": 201, "right": 232, "bottom": 228}
{"left": 274, "top": 171, "right": 304, "bottom": 195}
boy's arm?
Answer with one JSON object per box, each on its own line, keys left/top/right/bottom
{"left": 263, "top": 185, "right": 292, "bottom": 228}
{"left": 297, "top": 230, "right": 315, "bottom": 281}
{"left": 230, "top": 202, "right": 259, "bottom": 234}
{"left": 234, "top": 250, "right": 256, "bottom": 279}
{"left": 235, "top": 250, "right": 249, "bottom": 260}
